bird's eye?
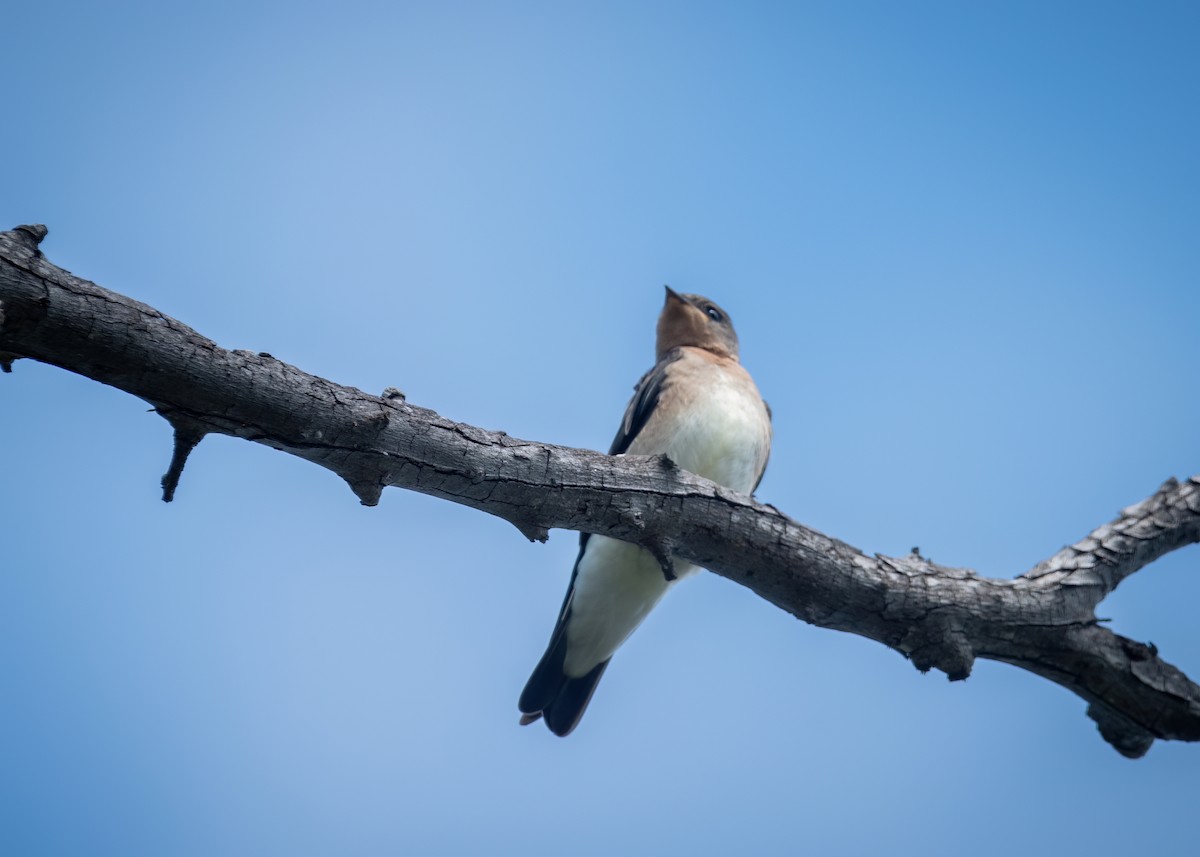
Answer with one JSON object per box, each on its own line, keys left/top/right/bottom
{"left": 705, "top": 306, "right": 723, "bottom": 322}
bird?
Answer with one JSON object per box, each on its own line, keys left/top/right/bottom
{"left": 518, "top": 286, "right": 772, "bottom": 736}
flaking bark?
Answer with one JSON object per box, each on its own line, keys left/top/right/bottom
{"left": 2, "top": 225, "right": 1197, "bottom": 757}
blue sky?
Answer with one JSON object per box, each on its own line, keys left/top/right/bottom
{"left": 2, "top": 2, "right": 1197, "bottom": 855}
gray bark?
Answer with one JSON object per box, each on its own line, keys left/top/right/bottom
{"left": 2, "top": 224, "right": 1197, "bottom": 758}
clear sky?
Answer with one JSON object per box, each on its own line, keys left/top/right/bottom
{"left": 2, "top": 2, "right": 1197, "bottom": 855}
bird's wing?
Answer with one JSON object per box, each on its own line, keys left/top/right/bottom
{"left": 563, "top": 347, "right": 684, "bottom": 611}
{"left": 607, "top": 348, "right": 684, "bottom": 455}
{"left": 752, "top": 399, "right": 772, "bottom": 494}
{"left": 518, "top": 350, "right": 684, "bottom": 733}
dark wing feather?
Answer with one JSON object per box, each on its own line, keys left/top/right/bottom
{"left": 607, "top": 348, "right": 683, "bottom": 455}
{"left": 518, "top": 536, "right": 613, "bottom": 735}
{"left": 518, "top": 542, "right": 584, "bottom": 714}
{"left": 542, "top": 660, "right": 611, "bottom": 737}
{"left": 518, "top": 351, "right": 682, "bottom": 734}
{"left": 752, "top": 399, "right": 772, "bottom": 494}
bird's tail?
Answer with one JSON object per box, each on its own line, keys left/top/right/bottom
{"left": 518, "top": 627, "right": 610, "bottom": 737}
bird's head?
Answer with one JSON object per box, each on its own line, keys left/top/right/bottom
{"left": 655, "top": 286, "right": 740, "bottom": 361}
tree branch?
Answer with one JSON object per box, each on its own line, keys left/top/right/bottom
{"left": 2, "top": 224, "right": 1197, "bottom": 757}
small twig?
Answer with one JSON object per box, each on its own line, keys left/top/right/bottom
{"left": 159, "top": 413, "right": 209, "bottom": 503}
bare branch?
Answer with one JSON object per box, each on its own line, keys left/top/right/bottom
{"left": 1024, "top": 477, "right": 1200, "bottom": 601}
{"left": 2, "top": 225, "right": 1197, "bottom": 757}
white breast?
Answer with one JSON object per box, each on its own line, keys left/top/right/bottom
{"left": 561, "top": 350, "right": 770, "bottom": 677}
{"left": 627, "top": 355, "right": 770, "bottom": 495}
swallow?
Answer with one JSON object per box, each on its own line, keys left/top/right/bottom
{"left": 518, "top": 286, "right": 772, "bottom": 736}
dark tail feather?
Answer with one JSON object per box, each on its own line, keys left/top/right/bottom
{"left": 543, "top": 661, "right": 610, "bottom": 737}
{"left": 519, "top": 628, "right": 611, "bottom": 737}
{"left": 519, "top": 620, "right": 569, "bottom": 715}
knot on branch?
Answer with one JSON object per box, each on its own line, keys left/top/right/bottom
{"left": 625, "top": 503, "right": 678, "bottom": 581}
{"left": 641, "top": 535, "right": 678, "bottom": 582}
{"left": 0, "top": 290, "right": 49, "bottom": 341}
{"left": 1087, "top": 702, "right": 1155, "bottom": 759}
{"left": 510, "top": 518, "right": 550, "bottom": 543}
{"left": 346, "top": 476, "right": 384, "bottom": 507}
{"left": 359, "top": 407, "right": 390, "bottom": 431}
{"left": 14, "top": 224, "right": 48, "bottom": 250}
{"left": 902, "top": 610, "right": 975, "bottom": 681}
{"left": 1120, "top": 636, "right": 1159, "bottom": 661}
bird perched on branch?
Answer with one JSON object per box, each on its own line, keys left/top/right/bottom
{"left": 519, "top": 286, "right": 772, "bottom": 736}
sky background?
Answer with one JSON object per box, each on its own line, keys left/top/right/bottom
{"left": 2, "top": 2, "right": 1198, "bottom": 855}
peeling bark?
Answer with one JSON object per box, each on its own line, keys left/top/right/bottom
{"left": 2, "top": 224, "right": 1197, "bottom": 757}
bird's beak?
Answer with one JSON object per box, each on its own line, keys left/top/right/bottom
{"left": 664, "top": 285, "right": 688, "bottom": 306}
